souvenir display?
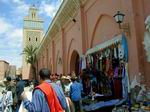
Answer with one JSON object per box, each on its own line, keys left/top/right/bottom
{"left": 80, "top": 34, "right": 129, "bottom": 99}
{"left": 81, "top": 34, "right": 131, "bottom": 111}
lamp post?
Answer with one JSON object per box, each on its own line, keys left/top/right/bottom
{"left": 114, "top": 11, "right": 130, "bottom": 36}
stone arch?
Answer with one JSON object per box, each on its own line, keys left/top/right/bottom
{"left": 55, "top": 50, "right": 62, "bottom": 74}
{"left": 69, "top": 50, "right": 80, "bottom": 76}
{"left": 67, "top": 38, "right": 80, "bottom": 74}
{"left": 90, "top": 14, "right": 118, "bottom": 48}
{"left": 67, "top": 39, "right": 74, "bottom": 73}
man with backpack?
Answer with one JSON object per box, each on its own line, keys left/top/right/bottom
{"left": 21, "top": 68, "right": 67, "bottom": 112}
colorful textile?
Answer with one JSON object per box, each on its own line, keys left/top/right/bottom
{"left": 83, "top": 99, "right": 120, "bottom": 111}
{"left": 81, "top": 55, "right": 86, "bottom": 70}
{"left": 121, "top": 33, "right": 128, "bottom": 62}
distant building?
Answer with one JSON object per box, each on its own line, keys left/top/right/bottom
{"left": 16, "top": 67, "right": 22, "bottom": 76}
{"left": 0, "top": 60, "right": 9, "bottom": 80}
{"left": 22, "top": 5, "right": 44, "bottom": 79}
{"left": 9, "top": 65, "right": 16, "bottom": 77}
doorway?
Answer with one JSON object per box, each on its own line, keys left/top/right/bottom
{"left": 70, "top": 50, "right": 79, "bottom": 76}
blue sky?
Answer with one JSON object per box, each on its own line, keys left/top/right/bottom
{"left": 0, "top": 0, "right": 63, "bottom": 68}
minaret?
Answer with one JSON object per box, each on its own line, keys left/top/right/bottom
{"left": 22, "top": 5, "right": 44, "bottom": 79}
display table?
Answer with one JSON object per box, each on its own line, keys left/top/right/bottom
{"left": 82, "top": 96, "right": 120, "bottom": 112}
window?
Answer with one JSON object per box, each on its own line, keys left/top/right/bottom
{"left": 29, "top": 38, "right": 31, "bottom": 41}
{"left": 32, "top": 13, "right": 35, "bottom": 18}
{"left": 32, "top": 13, "right": 34, "bottom": 18}
{"left": 36, "top": 38, "right": 37, "bottom": 41}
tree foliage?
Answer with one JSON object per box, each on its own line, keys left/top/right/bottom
{"left": 22, "top": 45, "right": 38, "bottom": 80}
{"left": 22, "top": 45, "right": 38, "bottom": 65}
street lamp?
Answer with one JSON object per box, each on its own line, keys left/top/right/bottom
{"left": 114, "top": 11, "right": 130, "bottom": 36}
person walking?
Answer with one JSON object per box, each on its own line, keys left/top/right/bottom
{"left": 21, "top": 68, "right": 67, "bottom": 112}
{"left": 15, "top": 77, "right": 25, "bottom": 112}
{"left": 5, "top": 76, "right": 17, "bottom": 111}
{"left": 1, "top": 90, "right": 13, "bottom": 112}
{"left": 70, "top": 76, "right": 82, "bottom": 112}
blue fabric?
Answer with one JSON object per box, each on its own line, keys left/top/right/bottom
{"left": 83, "top": 99, "right": 120, "bottom": 111}
{"left": 121, "top": 33, "right": 128, "bottom": 62}
{"left": 70, "top": 81, "right": 82, "bottom": 101}
{"left": 23, "top": 80, "right": 67, "bottom": 112}
{"left": 50, "top": 82, "right": 67, "bottom": 109}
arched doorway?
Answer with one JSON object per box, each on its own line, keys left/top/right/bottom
{"left": 70, "top": 50, "right": 79, "bottom": 76}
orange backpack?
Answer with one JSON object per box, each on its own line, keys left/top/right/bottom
{"left": 35, "top": 82, "right": 63, "bottom": 112}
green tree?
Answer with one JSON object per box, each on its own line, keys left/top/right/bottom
{"left": 22, "top": 45, "right": 38, "bottom": 81}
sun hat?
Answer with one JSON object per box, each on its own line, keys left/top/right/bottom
{"left": 61, "top": 76, "right": 68, "bottom": 79}
{"left": 61, "top": 76, "right": 71, "bottom": 81}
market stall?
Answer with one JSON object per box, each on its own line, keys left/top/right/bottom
{"left": 80, "top": 33, "right": 130, "bottom": 111}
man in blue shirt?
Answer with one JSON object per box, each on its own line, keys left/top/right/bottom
{"left": 70, "top": 76, "right": 82, "bottom": 112}
{"left": 21, "top": 68, "right": 67, "bottom": 112}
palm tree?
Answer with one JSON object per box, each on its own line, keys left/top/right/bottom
{"left": 22, "top": 45, "right": 38, "bottom": 81}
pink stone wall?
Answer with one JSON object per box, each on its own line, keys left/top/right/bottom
{"left": 64, "top": 12, "right": 83, "bottom": 74}
{"left": 36, "top": 0, "right": 150, "bottom": 87}
{"left": 54, "top": 33, "right": 63, "bottom": 74}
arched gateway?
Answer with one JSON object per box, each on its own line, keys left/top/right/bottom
{"left": 70, "top": 50, "right": 79, "bottom": 76}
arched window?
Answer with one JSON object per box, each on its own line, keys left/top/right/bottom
{"left": 29, "top": 38, "right": 31, "bottom": 41}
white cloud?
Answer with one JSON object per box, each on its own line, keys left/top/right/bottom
{"left": 0, "top": 17, "right": 23, "bottom": 68}
{"left": 0, "top": 18, "right": 12, "bottom": 35}
{"left": 0, "top": 0, "right": 63, "bottom": 68}
{"left": 40, "top": 0, "right": 62, "bottom": 18}
{"left": 10, "top": 2, "right": 29, "bottom": 23}
{"left": 0, "top": 0, "right": 24, "bottom": 4}
{"left": 12, "top": 0, "right": 23, "bottom": 4}
{"left": 14, "top": 3, "right": 29, "bottom": 15}
{"left": 10, "top": 29, "right": 22, "bottom": 40}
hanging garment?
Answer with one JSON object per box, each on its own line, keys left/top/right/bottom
{"left": 99, "top": 53, "right": 103, "bottom": 71}
{"left": 122, "top": 65, "right": 128, "bottom": 99}
{"left": 114, "top": 47, "right": 117, "bottom": 59}
{"left": 91, "top": 55, "right": 94, "bottom": 68}
{"left": 81, "top": 56, "right": 86, "bottom": 70}
{"left": 78, "top": 58, "right": 82, "bottom": 74}
{"left": 95, "top": 54, "right": 99, "bottom": 70}
{"left": 102, "top": 57, "right": 106, "bottom": 72}
{"left": 121, "top": 33, "right": 128, "bottom": 62}
{"left": 118, "top": 44, "right": 125, "bottom": 60}
{"left": 143, "top": 31, "right": 150, "bottom": 62}
{"left": 114, "top": 67, "right": 119, "bottom": 77}
{"left": 112, "top": 58, "right": 119, "bottom": 69}
{"left": 106, "top": 58, "right": 110, "bottom": 73}
{"left": 86, "top": 55, "right": 90, "bottom": 69}
{"left": 113, "top": 77, "right": 122, "bottom": 99}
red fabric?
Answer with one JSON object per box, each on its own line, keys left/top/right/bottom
{"left": 35, "top": 82, "right": 63, "bottom": 112}
{"left": 113, "top": 78, "right": 122, "bottom": 99}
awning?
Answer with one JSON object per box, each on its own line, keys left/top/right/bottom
{"left": 85, "top": 34, "right": 122, "bottom": 55}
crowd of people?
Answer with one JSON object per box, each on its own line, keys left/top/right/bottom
{"left": 0, "top": 68, "right": 83, "bottom": 112}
